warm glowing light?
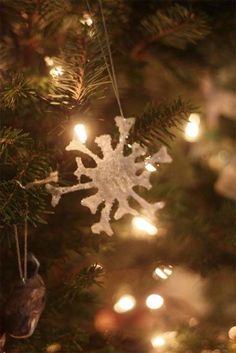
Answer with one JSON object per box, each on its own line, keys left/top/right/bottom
{"left": 44, "top": 56, "right": 54, "bottom": 67}
{"left": 46, "top": 343, "right": 62, "bottom": 353}
{"left": 146, "top": 294, "right": 164, "bottom": 309}
{"left": 113, "top": 295, "right": 136, "bottom": 313}
{"left": 80, "top": 14, "right": 93, "bottom": 26}
{"left": 153, "top": 265, "right": 173, "bottom": 280}
{"left": 229, "top": 326, "right": 236, "bottom": 339}
{"left": 132, "top": 216, "right": 158, "bottom": 235}
{"left": 145, "top": 162, "right": 157, "bottom": 172}
{"left": 185, "top": 113, "right": 201, "bottom": 142}
{"left": 74, "top": 124, "right": 87, "bottom": 144}
{"left": 151, "top": 335, "right": 166, "bottom": 348}
{"left": 49, "top": 66, "right": 63, "bottom": 78}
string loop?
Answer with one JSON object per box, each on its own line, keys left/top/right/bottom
{"left": 86, "top": 0, "right": 124, "bottom": 117}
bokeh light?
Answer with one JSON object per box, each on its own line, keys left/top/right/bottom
{"left": 74, "top": 124, "right": 87, "bottom": 144}
{"left": 151, "top": 335, "right": 166, "bottom": 348}
{"left": 185, "top": 113, "right": 201, "bottom": 142}
{"left": 114, "top": 294, "right": 136, "bottom": 313}
{"left": 132, "top": 216, "right": 158, "bottom": 235}
{"left": 228, "top": 326, "right": 236, "bottom": 339}
{"left": 146, "top": 294, "right": 164, "bottom": 310}
{"left": 153, "top": 265, "right": 173, "bottom": 280}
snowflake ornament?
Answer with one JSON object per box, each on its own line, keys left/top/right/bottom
{"left": 46, "top": 117, "right": 172, "bottom": 235}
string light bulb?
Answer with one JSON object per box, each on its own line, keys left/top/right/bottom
{"left": 145, "top": 162, "right": 157, "bottom": 172}
{"left": 146, "top": 294, "right": 164, "bottom": 310}
{"left": 44, "top": 56, "right": 54, "bottom": 67}
{"left": 151, "top": 335, "right": 166, "bottom": 348}
{"left": 153, "top": 265, "right": 173, "bottom": 280}
{"left": 132, "top": 216, "right": 158, "bottom": 236}
{"left": 49, "top": 66, "right": 63, "bottom": 78}
{"left": 80, "top": 13, "right": 93, "bottom": 26}
{"left": 74, "top": 124, "right": 87, "bottom": 144}
{"left": 113, "top": 295, "right": 136, "bottom": 313}
{"left": 185, "top": 113, "right": 201, "bottom": 142}
{"left": 228, "top": 326, "right": 236, "bottom": 340}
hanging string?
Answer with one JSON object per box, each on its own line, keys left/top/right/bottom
{"left": 13, "top": 213, "right": 28, "bottom": 282}
{"left": 97, "top": 0, "right": 124, "bottom": 118}
{"left": 85, "top": 0, "right": 125, "bottom": 118}
{"left": 86, "top": 0, "right": 118, "bottom": 105}
{"left": 24, "top": 216, "right": 28, "bottom": 280}
{"left": 13, "top": 224, "right": 24, "bottom": 281}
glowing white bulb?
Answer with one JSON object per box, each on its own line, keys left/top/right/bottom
{"left": 113, "top": 295, "right": 136, "bottom": 313}
{"left": 44, "top": 56, "right": 54, "bottom": 67}
{"left": 50, "top": 66, "right": 63, "bottom": 78}
{"left": 153, "top": 265, "right": 173, "bottom": 280}
{"left": 80, "top": 14, "right": 93, "bottom": 26}
{"left": 74, "top": 124, "right": 87, "bottom": 144}
{"left": 185, "top": 113, "right": 201, "bottom": 142}
{"left": 146, "top": 294, "right": 164, "bottom": 310}
{"left": 228, "top": 326, "right": 236, "bottom": 339}
{"left": 145, "top": 163, "right": 157, "bottom": 172}
{"left": 132, "top": 217, "right": 158, "bottom": 236}
{"left": 151, "top": 335, "right": 166, "bottom": 348}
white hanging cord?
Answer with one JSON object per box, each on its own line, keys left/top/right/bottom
{"left": 85, "top": 0, "right": 118, "bottom": 102}
{"left": 97, "top": 0, "right": 124, "bottom": 118}
{"left": 13, "top": 215, "right": 28, "bottom": 282}
{"left": 13, "top": 224, "right": 24, "bottom": 282}
{"left": 85, "top": 0, "right": 124, "bottom": 118}
{"left": 24, "top": 216, "right": 28, "bottom": 280}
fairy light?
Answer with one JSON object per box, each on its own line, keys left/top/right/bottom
{"left": 113, "top": 295, "right": 136, "bottom": 313}
{"left": 44, "top": 56, "right": 54, "bottom": 67}
{"left": 46, "top": 343, "right": 62, "bottom": 353}
{"left": 146, "top": 294, "right": 164, "bottom": 310}
{"left": 153, "top": 265, "right": 173, "bottom": 280}
{"left": 74, "top": 124, "right": 87, "bottom": 144}
{"left": 49, "top": 66, "right": 63, "bottom": 78}
{"left": 80, "top": 13, "right": 93, "bottom": 26}
{"left": 132, "top": 216, "right": 158, "bottom": 236}
{"left": 228, "top": 326, "right": 236, "bottom": 340}
{"left": 145, "top": 162, "right": 157, "bottom": 172}
{"left": 145, "top": 156, "right": 157, "bottom": 172}
{"left": 185, "top": 113, "right": 201, "bottom": 142}
{"left": 151, "top": 335, "right": 166, "bottom": 348}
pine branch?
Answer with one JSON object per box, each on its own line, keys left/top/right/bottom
{"left": 39, "top": 0, "right": 76, "bottom": 32}
{"left": 0, "top": 73, "right": 36, "bottom": 110}
{"left": 129, "top": 98, "right": 194, "bottom": 152}
{"left": 0, "top": 127, "right": 31, "bottom": 159}
{"left": 55, "top": 264, "right": 104, "bottom": 308}
{"left": 49, "top": 32, "right": 108, "bottom": 108}
{"left": 0, "top": 127, "right": 51, "bottom": 226}
{"left": 132, "top": 4, "right": 210, "bottom": 58}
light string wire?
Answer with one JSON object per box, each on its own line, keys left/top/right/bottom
{"left": 85, "top": 0, "right": 124, "bottom": 118}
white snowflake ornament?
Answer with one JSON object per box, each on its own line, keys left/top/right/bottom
{"left": 46, "top": 117, "right": 172, "bottom": 235}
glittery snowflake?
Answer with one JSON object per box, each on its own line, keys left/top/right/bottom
{"left": 46, "top": 117, "right": 172, "bottom": 235}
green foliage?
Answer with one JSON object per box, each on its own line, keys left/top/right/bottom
{"left": 0, "top": 73, "right": 35, "bottom": 110}
{"left": 49, "top": 33, "right": 108, "bottom": 107}
{"left": 52, "top": 264, "right": 104, "bottom": 310}
{"left": 130, "top": 97, "right": 194, "bottom": 152}
{"left": 142, "top": 4, "right": 210, "bottom": 49}
{"left": 39, "top": 0, "right": 77, "bottom": 32}
{"left": 0, "top": 127, "right": 50, "bottom": 226}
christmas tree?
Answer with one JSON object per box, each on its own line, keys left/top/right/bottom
{"left": 0, "top": 0, "right": 235, "bottom": 352}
